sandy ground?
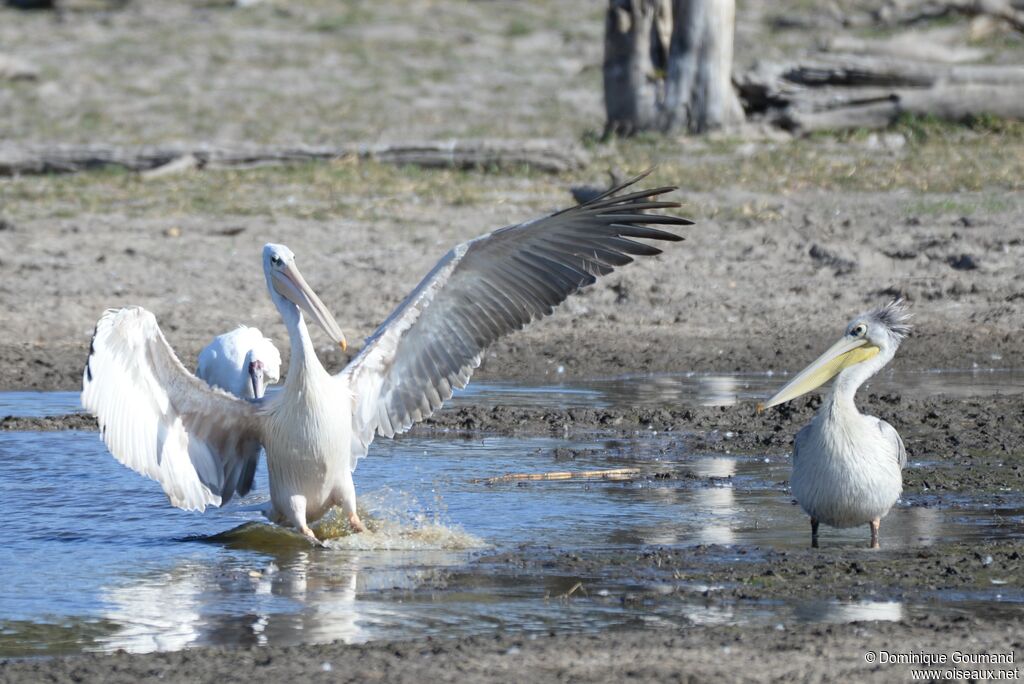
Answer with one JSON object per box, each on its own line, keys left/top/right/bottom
{"left": 1, "top": 4, "right": 1023, "bottom": 391}
{"left": 1, "top": 179, "right": 1022, "bottom": 391}
{"left": 1, "top": 0, "right": 1023, "bottom": 681}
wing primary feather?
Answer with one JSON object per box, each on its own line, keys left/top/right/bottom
{"left": 523, "top": 250, "right": 594, "bottom": 292}
{"left": 477, "top": 280, "right": 532, "bottom": 326}
{"left": 341, "top": 174, "right": 690, "bottom": 458}
{"left": 507, "top": 254, "right": 571, "bottom": 304}
{"left": 517, "top": 250, "right": 583, "bottom": 294}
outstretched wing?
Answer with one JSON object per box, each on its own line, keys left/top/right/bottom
{"left": 82, "top": 307, "right": 265, "bottom": 511}
{"left": 877, "top": 418, "right": 907, "bottom": 469}
{"left": 341, "top": 173, "right": 690, "bottom": 465}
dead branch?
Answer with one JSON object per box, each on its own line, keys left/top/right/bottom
{"left": 0, "top": 140, "right": 589, "bottom": 177}
{"left": 473, "top": 468, "right": 641, "bottom": 484}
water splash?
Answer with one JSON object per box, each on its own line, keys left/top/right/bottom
{"left": 317, "top": 486, "right": 486, "bottom": 551}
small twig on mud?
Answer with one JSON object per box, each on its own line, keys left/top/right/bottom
{"left": 472, "top": 468, "right": 641, "bottom": 484}
{"left": 555, "top": 582, "right": 586, "bottom": 600}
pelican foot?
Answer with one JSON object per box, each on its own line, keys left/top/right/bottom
{"left": 300, "top": 525, "right": 323, "bottom": 545}
{"left": 810, "top": 518, "right": 819, "bottom": 549}
{"left": 348, "top": 512, "right": 366, "bottom": 533}
{"left": 869, "top": 518, "right": 881, "bottom": 549}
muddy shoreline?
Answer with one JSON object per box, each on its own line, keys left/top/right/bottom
{"left": 1, "top": 324, "right": 1021, "bottom": 393}
{"left": 2, "top": 615, "right": 1020, "bottom": 683}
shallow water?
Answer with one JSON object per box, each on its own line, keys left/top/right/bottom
{"left": 454, "top": 367, "right": 1024, "bottom": 409}
{"left": 1, "top": 384, "right": 1022, "bottom": 657}
{"left": 3, "top": 368, "right": 1022, "bottom": 418}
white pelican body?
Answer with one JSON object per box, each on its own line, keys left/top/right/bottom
{"left": 197, "top": 327, "right": 281, "bottom": 400}
{"left": 259, "top": 317, "right": 357, "bottom": 529}
{"left": 82, "top": 174, "right": 689, "bottom": 540}
{"left": 763, "top": 300, "right": 910, "bottom": 548}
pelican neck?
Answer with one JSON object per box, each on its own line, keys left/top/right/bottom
{"left": 282, "top": 307, "right": 327, "bottom": 388}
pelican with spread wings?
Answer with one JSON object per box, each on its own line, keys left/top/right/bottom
{"left": 760, "top": 300, "right": 912, "bottom": 549}
{"left": 82, "top": 176, "right": 690, "bottom": 540}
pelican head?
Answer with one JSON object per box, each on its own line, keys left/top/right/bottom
{"left": 762, "top": 299, "right": 911, "bottom": 409}
{"left": 262, "top": 243, "right": 347, "bottom": 351}
{"left": 248, "top": 358, "right": 266, "bottom": 398}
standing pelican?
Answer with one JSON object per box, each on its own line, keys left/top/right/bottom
{"left": 197, "top": 327, "right": 281, "bottom": 400}
{"left": 82, "top": 175, "right": 690, "bottom": 540}
{"left": 760, "top": 300, "right": 911, "bottom": 549}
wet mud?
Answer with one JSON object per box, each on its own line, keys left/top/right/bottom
{"left": 2, "top": 614, "right": 1020, "bottom": 684}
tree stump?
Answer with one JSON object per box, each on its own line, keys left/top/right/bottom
{"left": 602, "top": 0, "right": 744, "bottom": 137}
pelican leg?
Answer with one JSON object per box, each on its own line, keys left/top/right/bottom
{"left": 811, "top": 518, "right": 819, "bottom": 548}
{"left": 285, "top": 494, "right": 319, "bottom": 541}
{"left": 333, "top": 473, "right": 366, "bottom": 533}
{"left": 869, "top": 518, "right": 881, "bottom": 549}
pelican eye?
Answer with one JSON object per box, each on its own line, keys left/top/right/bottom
{"left": 852, "top": 323, "right": 867, "bottom": 337}
{"left": 270, "top": 255, "right": 283, "bottom": 267}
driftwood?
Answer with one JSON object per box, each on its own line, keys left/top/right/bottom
{"left": 0, "top": 140, "right": 588, "bottom": 177}
{"left": 780, "top": 84, "right": 1024, "bottom": 132}
{"left": 769, "top": 55, "right": 1024, "bottom": 90}
{"left": 139, "top": 153, "right": 201, "bottom": 181}
{"left": 806, "top": 0, "right": 1024, "bottom": 32}
{"left": 739, "top": 53, "right": 1024, "bottom": 132}
{"left": 880, "top": 0, "right": 1024, "bottom": 32}
{"left": 822, "top": 32, "right": 988, "bottom": 64}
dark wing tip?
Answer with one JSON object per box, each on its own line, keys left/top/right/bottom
{"left": 83, "top": 319, "right": 102, "bottom": 385}
{"left": 573, "top": 167, "right": 671, "bottom": 207}
{"left": 576, "top": 173, "right": 693, "bottom": 236}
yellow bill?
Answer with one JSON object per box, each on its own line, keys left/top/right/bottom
{"left": 761, "top": 337, "right": 879, "bottom": 409}
{"left": 272, "top": 262, "right": 348, "bottom": 351}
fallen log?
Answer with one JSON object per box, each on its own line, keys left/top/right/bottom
{"left": 737, "top": 55, "right": 1024, "bottom": 124}
{"left": 779, "top": 84, "right": 1024, "bottom": 132}
{"left": 0, "top": 140, "right": 589, "bottom": 177}
{"left": 885, "top": 0, "right": 1024, "bottom": 33}
{"left": 819, "top": 0, "right": 1024, "bottom": 32}
{"left": 780, "top": 54, "right": 1024, "bottom": 88}
{"left": 822, "top": 33, "right": 988, "bottom": 64}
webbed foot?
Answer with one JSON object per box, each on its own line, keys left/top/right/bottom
{"left": 348, "top": 511, "right": 366, "bottom": 533}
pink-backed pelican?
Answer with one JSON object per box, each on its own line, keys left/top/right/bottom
{"left": 197, "top": 327, "right": 281, "bottom": 400}
{"left": 81, "top": 175, "right": 690, "bottom": 541}
{"left": 761, "top": 299, "right": 911, "bottom": 548}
